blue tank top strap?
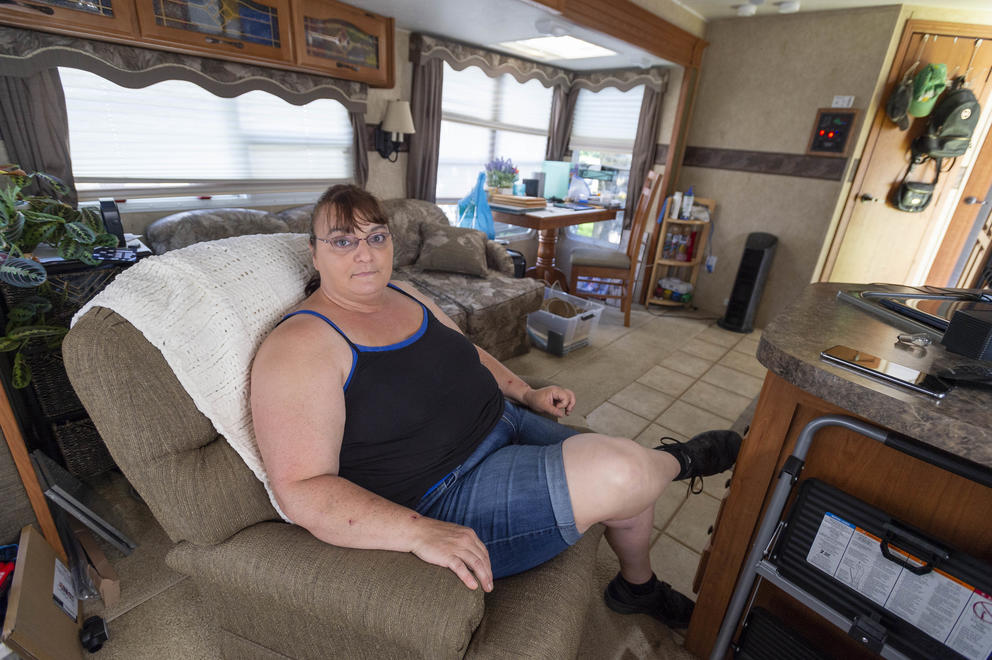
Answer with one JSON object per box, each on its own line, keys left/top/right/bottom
{"left": 387, "top": 281, "right": 427, "bottom": 310}
{"left": 279, "top": 310, "right": 358, "bottom": 391}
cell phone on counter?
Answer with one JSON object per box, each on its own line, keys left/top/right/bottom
{"left": 819, "top": 345, "right": 951, "bottom": 399}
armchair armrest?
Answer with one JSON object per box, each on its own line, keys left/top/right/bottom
{"left": 485, "top": 240, "right": 516, "bottom": 276}
{"left": 167, "top": 522, "right": 484, "bottom": 659}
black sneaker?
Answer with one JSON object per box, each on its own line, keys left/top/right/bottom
{"left": 603, "top": 573, "right": 694, "bottom": 628}
{"left": 656, "top": 430, "right": 742, "bottom": 494}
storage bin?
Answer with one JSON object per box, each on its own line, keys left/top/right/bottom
{"left": 527, "top": 288, "right": 604, "bottom": 352}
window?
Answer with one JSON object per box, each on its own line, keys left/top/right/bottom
{"left": 436, "top": 63, "right": 553, "bottom": 237}
{"left": 566, "top": 85, "right": 644, "bottom": 246}
{"left": 60, "top": 67, "right": 354, "bottom": 200}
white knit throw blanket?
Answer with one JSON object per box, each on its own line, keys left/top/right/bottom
{"left": 73, "top": 234, "right": 314, "bottom": 520}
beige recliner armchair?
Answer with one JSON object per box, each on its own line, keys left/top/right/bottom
{"left": 62, "top": 233, "right": 602, "bottom": 659}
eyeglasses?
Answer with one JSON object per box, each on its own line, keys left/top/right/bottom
{"left": 316, "top": 231, "right": 391, "bottom": 253}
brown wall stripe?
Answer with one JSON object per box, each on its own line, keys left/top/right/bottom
{"left": 677, "top": 146, "right": 846, "bottom": 180}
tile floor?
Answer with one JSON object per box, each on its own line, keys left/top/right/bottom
{"left": 68, "top": 302, "right": 766, "bottom": 659}
{"left": 502, "top": 304, "right": 765, "bottom": 618}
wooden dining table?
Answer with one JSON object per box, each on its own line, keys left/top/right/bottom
{"left": 491, "top": 205, "right": 618, "bottom": 290}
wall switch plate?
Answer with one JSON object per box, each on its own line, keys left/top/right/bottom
{"left": 706, "top": 255, "right": 717, "bottom": 272}
{"left": 832, "top": 95, "right": 855, "bottom": 108}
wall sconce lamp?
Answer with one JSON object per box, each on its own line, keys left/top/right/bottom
{"left": 374, "top": 100, "right": 416, "bottom": 161}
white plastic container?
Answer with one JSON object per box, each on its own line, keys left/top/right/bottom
{"left": 527, "top": 288, "right": 604, "bottom": 351}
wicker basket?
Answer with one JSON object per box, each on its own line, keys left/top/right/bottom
{"left": 52, "top": 418, "right": 115, "bottom": 479}
{"left": 25, "top": 350, "right": 85, "bottom": 419}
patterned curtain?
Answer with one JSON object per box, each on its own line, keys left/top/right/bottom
{"left": 624, "top": 85, "right": 665, "bottom": 228}
{"left": 405, "top": 53, "right": 443, "bottom": 201}
{"left": 0, "top": 26, "right": 368, "bottom": 110}
{"left": 350, "top": 111, "right": 369, "bottom": 188}
{"left": 0, "top": 68, "right": 76, "bottom": 203}
{"left": 545, "top": 85, "right": 578, "bottom": 162}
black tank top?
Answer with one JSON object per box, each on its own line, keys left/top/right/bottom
{"left": 281, "top": 284, "right": 504, "bottom": 507}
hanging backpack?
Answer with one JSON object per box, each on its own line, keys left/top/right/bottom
{"left": 911, "top": 80, "right": 981, "bottom": 160}
{"left": 893, "top": 77, "right": 981, "bottom": 213}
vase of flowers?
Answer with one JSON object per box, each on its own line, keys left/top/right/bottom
{"left": 485, "top": 157, "right": 519, "bottom": 195}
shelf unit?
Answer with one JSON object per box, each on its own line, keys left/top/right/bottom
{"left": 646, "top": 197, "right": 715, "bottom": 308}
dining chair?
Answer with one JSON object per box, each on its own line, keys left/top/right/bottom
{"left": 568, "top": 170, "right": 662, "bottom": 326}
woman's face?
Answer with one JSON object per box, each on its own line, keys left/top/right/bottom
{"left": 311, "top": 209, "right": 393, "bottom": 299}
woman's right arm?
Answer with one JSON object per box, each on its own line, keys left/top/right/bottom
{"left": 250, "top": 319, "right": 493, "bottom": 592}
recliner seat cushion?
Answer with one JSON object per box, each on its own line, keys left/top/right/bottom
{"left": 570, "top": 247, "right": 631, "bottom": 270}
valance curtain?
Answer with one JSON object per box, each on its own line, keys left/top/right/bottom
{"left": 0, "top": 26, "right": 369, "bottom": 197}
{"left": 0, "top": 68, "right": 76, "bottom": 203}
{"left": 409, "top": 33, "right": 670, "bottom": 208}
{"left": 0, "top": 27, "right": 368, "bottom": 110}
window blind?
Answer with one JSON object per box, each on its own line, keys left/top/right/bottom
{"left": 60, "top": 67, "right": 354, "bottom": 199}
{"left": 436, "top": 62, "right": 552, "bottom": 201}
{"left": 569, "top": 86, "right": 645, "bottom": 153}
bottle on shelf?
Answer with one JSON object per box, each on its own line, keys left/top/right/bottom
{"left": 676, "top": 228, "right": 689, "bottom": 262}
{"left": 681, "top": 186, "right": 694, "bottom": 219}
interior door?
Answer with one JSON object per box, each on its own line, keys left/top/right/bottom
{"left": 926, "top": 117, "right": 992, "bottom": 286}
{"left": 822, "top": 21, "right": 992, "bottom": 285}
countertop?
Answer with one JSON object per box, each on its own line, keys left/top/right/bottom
{"left": 757, "top": 283, "right": 992, "bottom": 469}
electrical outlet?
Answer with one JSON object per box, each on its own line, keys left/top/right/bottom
{"left": 705, "top": 255, "right": 717, "bottom": 273}
{"left": 723, "top": 298, "right": 729, "bottom": 306}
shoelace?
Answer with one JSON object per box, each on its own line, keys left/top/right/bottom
{"left": 657, "top": 436, "right": 705, "bottom": 495}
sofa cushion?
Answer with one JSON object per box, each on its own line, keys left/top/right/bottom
{"left": 275, "top": 204, "right": 314, "bottom": 234}
{"left": 146, "top": 208, "right": 289, "bottom": 254}
{"left": 405, "top": 269, "right": 544, "bottom": 345}
{"left": 416, "top": 225, "right": 489, "bottom": 277}
{"left": 381, "top": 198, "right": 449, "bottom": 267}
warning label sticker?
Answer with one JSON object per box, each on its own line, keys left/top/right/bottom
{"left": 806, "top": 512, "right": 992, "bottom": 660}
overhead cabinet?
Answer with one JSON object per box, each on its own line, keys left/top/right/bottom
{"left": 291, "top": 0, "right": 392, "bottom": 87}
{"left": 135, "top": 0, "right": 295, "bottom": 64}
{"left": 0, "top": 0, "right": 394, "bottom": 86}
{"left": 0, "top": 0, "right": 138, "bottom": 39}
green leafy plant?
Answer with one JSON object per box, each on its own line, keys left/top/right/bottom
{"left": 0, "top": 295, "right": 66, "bottom": 388}
{"left": 0, "top": 165, "right": 118, "bottom": 387}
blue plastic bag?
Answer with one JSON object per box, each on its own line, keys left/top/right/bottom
{"left": 457, "top": 172, "right": 495, "bottom": 239}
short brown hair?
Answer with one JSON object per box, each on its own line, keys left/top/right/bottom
{"left": 305, "top": 184, "right": 389, "bottom": 296}
{"left": 309, "top": 184, "right": 388, "bottom": 247}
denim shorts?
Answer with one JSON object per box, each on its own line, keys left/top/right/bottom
{"left": 414, "top": 401, "right": 583, "bottom": 578}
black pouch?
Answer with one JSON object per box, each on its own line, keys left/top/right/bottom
{"left": 894, "top": 180, "right": 935, "bottom": 212}
{"left": 892, "top": 156, "right": 940, "bottom": 213}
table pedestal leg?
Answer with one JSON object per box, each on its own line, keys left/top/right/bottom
{"left": 525, "top": 228, "right": 569, "bottom": 290}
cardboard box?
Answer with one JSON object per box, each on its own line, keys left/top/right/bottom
{"left": 69, "top": 522, "right": 119, "bottom": 610}
{"left": 1, "top": 526, "right": 83, "bottom": 660}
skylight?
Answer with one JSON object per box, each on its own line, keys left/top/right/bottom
{"left": 494, "top": 36, "right": 616, "bottom": 61}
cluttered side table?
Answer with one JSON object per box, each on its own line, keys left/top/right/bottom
{"left": 646, "top": 197, "right": 714, "bottom": 308}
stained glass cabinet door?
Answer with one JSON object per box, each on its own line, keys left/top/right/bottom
{"left": 135, "top": 0, "right": 293, "bottom": 63}
{"left": 0, "top": 0, "right": 138, "bottom": 40}
{"left": 292, "top": 0, "right": 393, "bottom": 87}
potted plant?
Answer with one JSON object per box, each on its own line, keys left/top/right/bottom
{"left": 0, "top": 165, "right": 118, "bottom": 387}
{"left": 485, "top": 157, "right": 519, "bottom": 194}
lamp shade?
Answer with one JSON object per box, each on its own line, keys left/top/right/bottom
{"left": 381, "top": 101, "right": 415, "bottom": 134}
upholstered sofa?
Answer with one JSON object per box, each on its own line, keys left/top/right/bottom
{"left": 63, "top": 233, "right": 604, "bottom": 659}
{"left": 145, "top": 199, "right": 544, "bottom": 361}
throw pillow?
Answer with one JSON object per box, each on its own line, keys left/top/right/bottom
{"left": 416, "top": 224, "right": 489, "bottom": 277}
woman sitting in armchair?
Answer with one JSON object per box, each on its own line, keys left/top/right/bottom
{"left": 250, "top": 184, "right": 741, "bottom": 628}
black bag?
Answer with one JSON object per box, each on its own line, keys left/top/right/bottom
{"left": 895, "top": 179, "right": 936, "bottom": 212}
{"left": 912, "top": 82, "right": 980, "bottom": 160}
{"left": 893, "top": 157, "right": 941, "bottom": 213}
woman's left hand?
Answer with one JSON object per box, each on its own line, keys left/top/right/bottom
{"left": 522, "top": 385, "right": 575, "bottom": 418}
